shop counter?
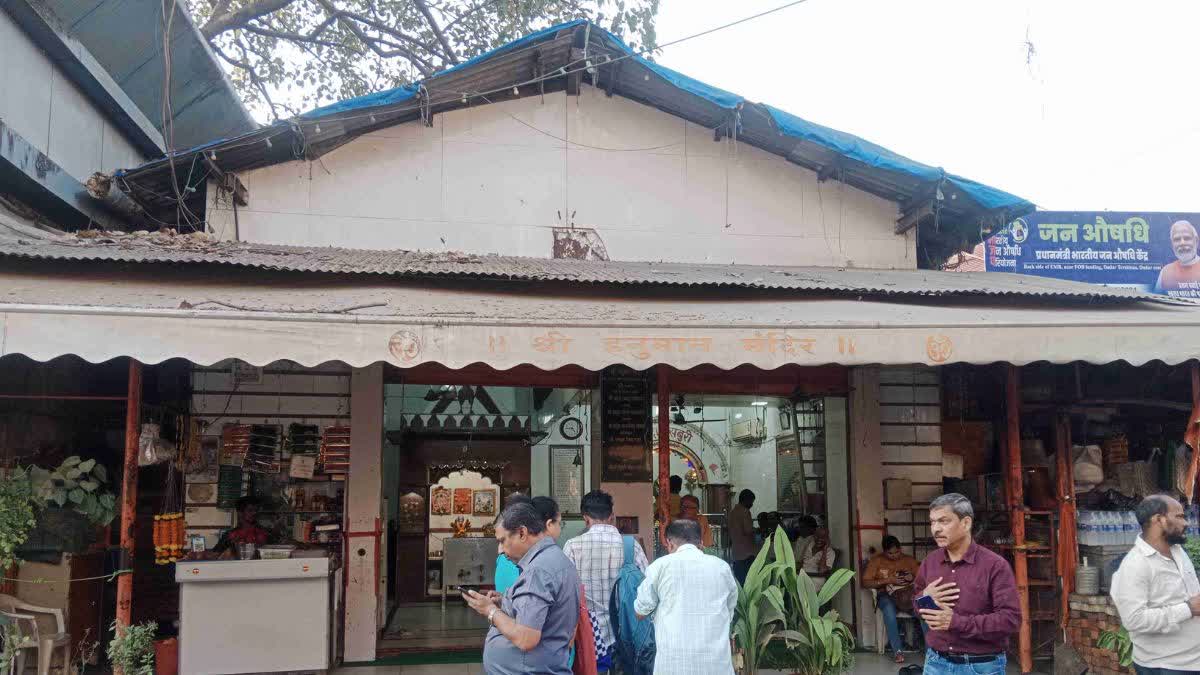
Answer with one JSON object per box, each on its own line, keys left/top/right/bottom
{"left": 176, "top": 557, "right": 339, "bottom": 674}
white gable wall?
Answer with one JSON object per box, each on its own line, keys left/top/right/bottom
{"left": 0, "top": 9, "right": 147, "bottom": 179}
{"left": 207, "top": 85, "right": 915, "bottom": 268}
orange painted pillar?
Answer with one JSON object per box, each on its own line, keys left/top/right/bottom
{"left": 1055, "top": 412, "right": 1077, "bottom": 628}
{"left": 1187, "top": 362, "right": 1200, "bottom": 503}
{"left": 115, "top": 359, "right": 142, "bottom": 631}
{"left": 657, "top": 366, "right": 671, "bottom": 548}
{"left": 1005, "top": 365, "right": 1032, "bottom": 674}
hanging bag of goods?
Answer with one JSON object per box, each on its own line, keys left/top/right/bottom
{"left": 139, "top": 423, "right": 177, "bottom": 466}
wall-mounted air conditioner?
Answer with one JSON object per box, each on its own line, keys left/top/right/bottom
{"left": 731, "top": 418, "right": 765, "bottom": 444}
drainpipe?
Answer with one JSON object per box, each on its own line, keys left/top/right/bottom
{"left": 115, "top": 359, "right": 143, "bottom": 631}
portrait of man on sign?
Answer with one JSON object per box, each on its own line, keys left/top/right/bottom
{"left": 1154, "top": 219, "right": 1200, "bottom": 293}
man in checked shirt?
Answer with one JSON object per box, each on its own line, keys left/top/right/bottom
{"left": 562, "top": 490, "right": 649, "bottom": 656}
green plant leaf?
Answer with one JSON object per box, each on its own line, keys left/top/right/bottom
{"left": 100, "top": 494, "right": 116, "bottom": 508}
{"left": 69, "top": 488, "right": 86, "bottom": 504}
{"left": 80, "top": 479, "right": 99, "bottom": 492}
{"left": 62, "top": 456, "right": 81, "bottom": 468}
{"left": 816, "top": 568, "right": 856, "bottom": 605}
{"left": 93, "top": 465, "right": 108, "bottom": 482}
{"left": 79, "top": 459, "right": 96, "bottom": 473}
{"left": 52, "top": 492, "right": 67, "bottom": 507}
{"left": 65, "top": 468, "right": 81, "bottom": 480}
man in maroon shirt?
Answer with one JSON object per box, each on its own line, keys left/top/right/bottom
{"left": 913, "top": 493, "right": 1021, "bottom": 674}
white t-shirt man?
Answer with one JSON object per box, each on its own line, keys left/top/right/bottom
{"left": 1110, "top": 535, "right": 1200, "bottom": 670}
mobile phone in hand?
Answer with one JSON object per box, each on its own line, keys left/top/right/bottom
{"left": 916, "top": 594, "right": 940, "bottom": 611}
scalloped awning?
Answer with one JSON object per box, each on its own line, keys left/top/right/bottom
{"left": 2, "top": 270, "right": 1198, "bottom": 369}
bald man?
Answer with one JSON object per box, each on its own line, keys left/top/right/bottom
{"left": 1155, "top": 220, "right": 1200, "bottom": 293}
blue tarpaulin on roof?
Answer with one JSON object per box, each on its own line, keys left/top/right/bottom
{"left": 293, "top": 19, "right": 1029, "bottom": 215}
{"left": 300, "top": 19, "right": 591, "bottom": 119}
{"left": 764, "top": 105, "right": 1029, "bottom": 213}
{"left": 132, "top": 19, "right": 1031, "bottom": 217}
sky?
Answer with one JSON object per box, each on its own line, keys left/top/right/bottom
{"left": 649, "top": 0, "right": 1200, "bottom": 212}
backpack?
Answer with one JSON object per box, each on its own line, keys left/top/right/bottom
{"left": 608, "top": 536, "right": 655, "bottom": 675}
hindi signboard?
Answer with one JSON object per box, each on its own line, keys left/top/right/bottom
{"left": 985, "top": 211, "right": 1200, "bottom": 298}
{"left": 601, "top": 365, "right": 653, "bottom": 481}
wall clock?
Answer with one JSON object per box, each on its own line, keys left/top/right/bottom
{"left": 559, "top": 416, "right": 584, "bottom": 440}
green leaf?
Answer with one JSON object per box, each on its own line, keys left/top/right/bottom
{"left": 62, "top": 456, "right": 81, "bottom": 467}
{"left": 52, "top": 492, "right": 67, "bottom": 507}
{"left": 80, "top": 480, "right": 99, "bottom": 492}
{"left": 816, "top": 569, "right": 856, "bottom": 605}
{"left": 100, "top": 494, "right": 116, "bottom": 508}
{"left": 79, "top": 459, "right": 96, "bottom": 473}
{"left": 69, "top": 488, "right": 85, "bottom": 504}
{"left": 65, "top": 468, "right": 81, "bottom": 480}
{"left": 93, "top": 465, "right": 108, "bottom": 482}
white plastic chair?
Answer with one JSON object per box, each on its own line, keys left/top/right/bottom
{"left": 872, "top": 589, "right": 916, "bottom": 655}
{"left": 0, "top": 595, "right": 71, "bottom": 675}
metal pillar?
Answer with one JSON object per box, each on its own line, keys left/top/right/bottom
{"left": 1187, "top": 362, "right": 1200, "bottom": 503}
{"left": 1005, "top": 365, "right": 1033, "bottom": 674}
{"left": 656, "top": 366, "right": 671, "bottom": 548}
{"left": 1054, "top": 412, "right": 1077, "bottom": 628}
{"left": 115, "top": 359, "right": 142, "bottom": 630}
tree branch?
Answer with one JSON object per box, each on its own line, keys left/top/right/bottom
{"left": 310, "top": 0, "right": 438, "bottom": 76}
{"left": 201, "top": 0, "right": 300, "bottom": 38}
{"left": 211, "top": 39, "right": 283, "bottom": 120}
{"left": 413, "top": 0, "right": 459, "bottom": 64}
{"left": 241, "top": 22, "right": 342, "bottom": 48}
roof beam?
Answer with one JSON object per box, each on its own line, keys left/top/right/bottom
{"left": 0, "top": 120, "right": 127, "bottom": 229}
{"left": 896, "top": 201, "right": 935, "bottom": 234}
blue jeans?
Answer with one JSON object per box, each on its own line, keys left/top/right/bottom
{"left": 877, "top": 593, "right": 904, "bottom": 653}
{"left": 923, "top": 648, "right": 1006, "bottom": 675}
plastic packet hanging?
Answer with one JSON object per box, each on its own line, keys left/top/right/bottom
{"left": 139, "top": 423, "right": 177, "bottom": 466}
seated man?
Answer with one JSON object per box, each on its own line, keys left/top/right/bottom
{"left": 800, "top": 527, "right": 835, "bottom": 576}
{"left": 791, "top": 515, "right": 819, "bottom": 564}
{"left": 862, "top": 535, "right": 920, "bottom": 663}
{"left": 800, "top": 528, "right": 836, "bottom": 594}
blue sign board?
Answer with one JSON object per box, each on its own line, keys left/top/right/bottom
{"left": 984, "top": 211, "right": 1200, "bottom": 298}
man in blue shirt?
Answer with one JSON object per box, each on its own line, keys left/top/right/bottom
{"left": 465, "top": 502, "right": 581, "bottom": 674}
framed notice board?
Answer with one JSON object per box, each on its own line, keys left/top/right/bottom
{"left": 600, "top": 366, "right": 652, "bottom": 481}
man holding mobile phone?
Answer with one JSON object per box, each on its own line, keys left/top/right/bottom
{"left": 463, "top": 502, "right": 580, "bottom": 674}
{"left": 913, "top": 493, "right": 1020, "bottom": 674}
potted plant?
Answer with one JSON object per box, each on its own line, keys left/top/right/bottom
{"left": 108, "top": 620, "right": 157, "bottom": 675}
{"left": 733, "top": 526, "right": 855, "bottom": 675}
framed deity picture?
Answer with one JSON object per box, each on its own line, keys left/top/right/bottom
{"left": 473, "top": 489, "right": 497, "bottom": 517}
{"left": 430, "top": 486, "right": 452, "bottom": 515}
{"left": 398, "top": 491, "right": 426, "bottom": 534}
{"left": 453, "top": 488, "right": 473, "bottom": 514}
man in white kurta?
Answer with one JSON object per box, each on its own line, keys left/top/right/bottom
{"left": 634, "top": 519, "right": 739, "bottom": 675}
{"left": 1110, "top": 494, "right": 1200, "bottom": 675}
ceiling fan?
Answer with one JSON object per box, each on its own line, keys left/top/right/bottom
{"left": 668, "top": 395, "right": 726, "bottom": 425}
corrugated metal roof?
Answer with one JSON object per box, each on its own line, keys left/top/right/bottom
{"left": 0, "top": 227, "right": 1171, "bottom": 303}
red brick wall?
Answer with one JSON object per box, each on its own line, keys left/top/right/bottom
{"left": 1066, "top": 594, "right": 1132, "bottom": 675}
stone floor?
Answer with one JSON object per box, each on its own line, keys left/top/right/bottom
{"left": 333, "top": 651, "right": 1024, "bottom": 674}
